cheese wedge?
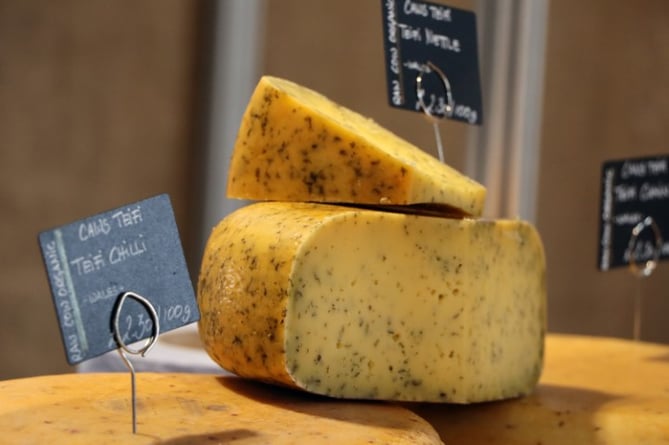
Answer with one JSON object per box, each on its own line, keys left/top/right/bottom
{"left": 198, "top": 202, "right": 546, "bottom": 403}
{"left": 413, "top": 334, "right": 669, "bottom": 444}
{"left": 0, "top": 373, "right": 442, "bottom": 444}
{"left": 226, "top": 75, "right": 486, "bottom": 216}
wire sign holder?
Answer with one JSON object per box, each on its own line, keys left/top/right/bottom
{"left": 380, "top": 0, "right": 483, "bottom": 164}
{"left": 416, "top": 61, "right": 454, "bottom": 164}
{"left": 381, "top": 0, "right": 483, "bottom": 129}
{"left": 37, "top": 194, "right": 199, "bottom": 434}
{"left": 626, "top": 216, "right": 662, "bottom": 341}
{"left": 112, "top": 291, "right": 160, "bottom": 434}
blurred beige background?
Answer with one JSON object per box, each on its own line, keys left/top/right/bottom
{"left": 1, "top": 0, "right": 667, "bottom": 380}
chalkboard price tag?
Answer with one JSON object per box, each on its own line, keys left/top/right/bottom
{"left": 598, "top": 155, "right": 669, "bottom": 271}
{"left": 380, "top": 0, "right": 483, "bottom": 125}
{"left": 38, "top": 194, "right": 199, "bottom": 365}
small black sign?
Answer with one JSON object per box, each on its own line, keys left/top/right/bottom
{"left": 38, "top": 194, "right": 199, "bottom": 364}
{"left": 599, "top": 155, "right": 669, "bottom": 271}
{"left": 380, "top": 0, "right": 483, "bottom": 125}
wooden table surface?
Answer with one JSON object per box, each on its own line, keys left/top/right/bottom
{"left": 1, "top": 334, "right": 668, "bottom": 444}
{"left": 414, "top": 334, "right": 669, "bottom": 444}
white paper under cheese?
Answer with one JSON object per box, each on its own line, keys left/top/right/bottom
{"left": 198, "top": 202, "right": 547, "bottom": 403}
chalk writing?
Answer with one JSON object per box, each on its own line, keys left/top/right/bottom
{"left": 614, "top": 184, "right": 636, "bottom": 202}
{"left": 85, "top": 284, "right": 124, "bottom": 305}
{"left": 398, "top": 23, "right": 422, "bottom": 42}
{"left": 403, "top": 0, "right": 428, "bottom": 16}
{"left": 598, "top": 156, "right": 668, "bottom": 270}
{"left": 391, "top": 80, "right": 402, "bottom": 105}
{"left": 79, "top": 218, "right": 111, "bottom": 241}
{"left": 428, "top": 4, "right": 452, "bottom": 21}
{"left": 424, "top": 27, "right": 460, "bottom": 52}
{"left": 39, "top": 194, "right": 198, "bottom": 364}
{"left": 381, "top": 0, "right": 482, "bottom": 124}
{"left": 404, "top": 59, "right": 429, "bottom": 72}
{"left": 44, "top": 241, "right": 68, "bottom": 299}
{"left": 385, "top": 0, "right": 398, "bottom": 44}
{"left": 109, "top": 235, "right": 148, "bottom": 265}
{"left": 614, "top": 212, "right": 643, "bottom": 226}
{"left": 66, "top": 334, "right": 83, "bottom": 363}
{"left": 602, "top": 168, "right": 614, "bottom": 221}
{"left": 112, "top": 205, "right": 143, "bottom": 228}
{"left": 389, "top": 47, "right": 400, "bottom": 74}
{"left": 68, "top": 235, "right": 148, "bottom": 276}
{"left": 70, "top": 251, "right": 106, "bottom": 276}
{"left": 624, "top": 240, "right": 668, "bottom": 263}
{"left": 403, "top": 0, "right": 452, "bottom": 21}
{"left": 414, "top": 92, "right": 450, "bottom": 116}
{"left": 454, "top": 104, "right": 477, "bottom": 124}
{"left": 621, "top": 158, "right": 668, "bottom": 179}
{"left": 648, "top": 158, "right": 668, "bottom": 175}
{"left": 640, "top": 182, "right": 669, "bottom": 201}
{"left": 107, "top": 303, "right": 194, "bottom": 349}
{"left": 599, "top": 168, "right": 614, "bottom": 270}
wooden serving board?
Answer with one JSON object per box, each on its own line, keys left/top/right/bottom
{"left": 3, "top": 334, "right": 668, "bottom": 444}
{"left": 0, "top": 372, "right": 441, "bottom": 444}
{"left": 413, "top": 334, "right": 669, "bottom": 444}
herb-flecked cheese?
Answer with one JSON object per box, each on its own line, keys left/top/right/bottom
{"left": 198, "top": 202, "right": 547, "bottom": 403}
{"left": 226, "top": 75, "right": 486, "bottom": 217}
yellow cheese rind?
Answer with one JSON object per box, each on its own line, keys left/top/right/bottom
{"left": 198, "top": 203, "right": 336, "bottom": 385}
{"left": 226, "top": 75, "right": 486, "bottom": 216}
{"left": 198, "top": 202, "right": 547, "bottom": 403}
{"left": 0, "top": 373, "right": 442, "bottom": 444}
{"left": 414, "top": 334, "right": 669, "bottom": 444}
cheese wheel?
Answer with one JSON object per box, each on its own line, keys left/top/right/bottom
{"left": 0, "top": 372, "right": 442, "bottom": 444}
{"left": 227, "top": 75, "right": 486, "bottom": 217}
{"left": 413, "top": 334, "right": 669, "bottom": 444}
{"left": 198, "top": 202, "right": 546, "bottom": 403}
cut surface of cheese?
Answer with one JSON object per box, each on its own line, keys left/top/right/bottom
{"left": 0, "top": 373, "right": 442, "bottom": 444}
{"left": 413, "top": 334, "right": 669, "bottom": 444}
{"left": 198, "top": 202, "right": 546, "bottom": 403}
{"left": 226, "top": 75, "right": 486, "bottom": 216}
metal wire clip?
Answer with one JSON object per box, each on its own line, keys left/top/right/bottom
{"left": 416, "top": 61, "right": 454, "bottom": 164}
{"left": 627, "top": 216, "right": 663, "bottom": 341}
{"left": 112, "top": 291, "right": 160, "bottom": 434}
